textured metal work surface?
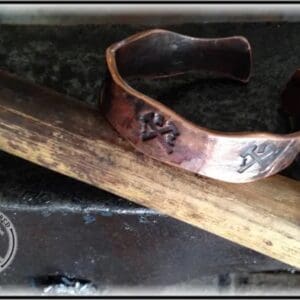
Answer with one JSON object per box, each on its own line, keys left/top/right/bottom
{"left": 0, "top": 23, "right": 299, "bottom": 292}
{"left": 0, "top": 22, "right": 299, "bottom": 133}
{"left": 0, "top": 204, "right": 287, "bottom": 289}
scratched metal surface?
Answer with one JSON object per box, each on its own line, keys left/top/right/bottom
{"left": 0, "top": 23, "right": 298, "bottom": 292}
{"left": 0, "top": 205, "right": 288, "bottom": 289}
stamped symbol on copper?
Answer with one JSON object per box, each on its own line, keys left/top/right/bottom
{"left": 139, "top": 112, "right": 179, "bottom": 154}
{"left": 238, "top": 142, "right": 284, "bottom": 173}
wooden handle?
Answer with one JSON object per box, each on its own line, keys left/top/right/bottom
{"left": 0, "top": 70, "right": 299, "bottom": 268}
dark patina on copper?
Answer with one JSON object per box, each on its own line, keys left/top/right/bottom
{"left": 100, "top": 29, "right": 300, "bottom": 183}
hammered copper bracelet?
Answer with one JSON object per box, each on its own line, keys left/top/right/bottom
{"left": 100, "top": 29, "right": 300, "bottom": 183}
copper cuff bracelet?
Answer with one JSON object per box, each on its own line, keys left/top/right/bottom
{"left": 100, "top": 29, "right": 300, "bottom": 183}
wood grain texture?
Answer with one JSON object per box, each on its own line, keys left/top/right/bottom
{"left": 0, "top": 70, "right": 299, "bottom": 268}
